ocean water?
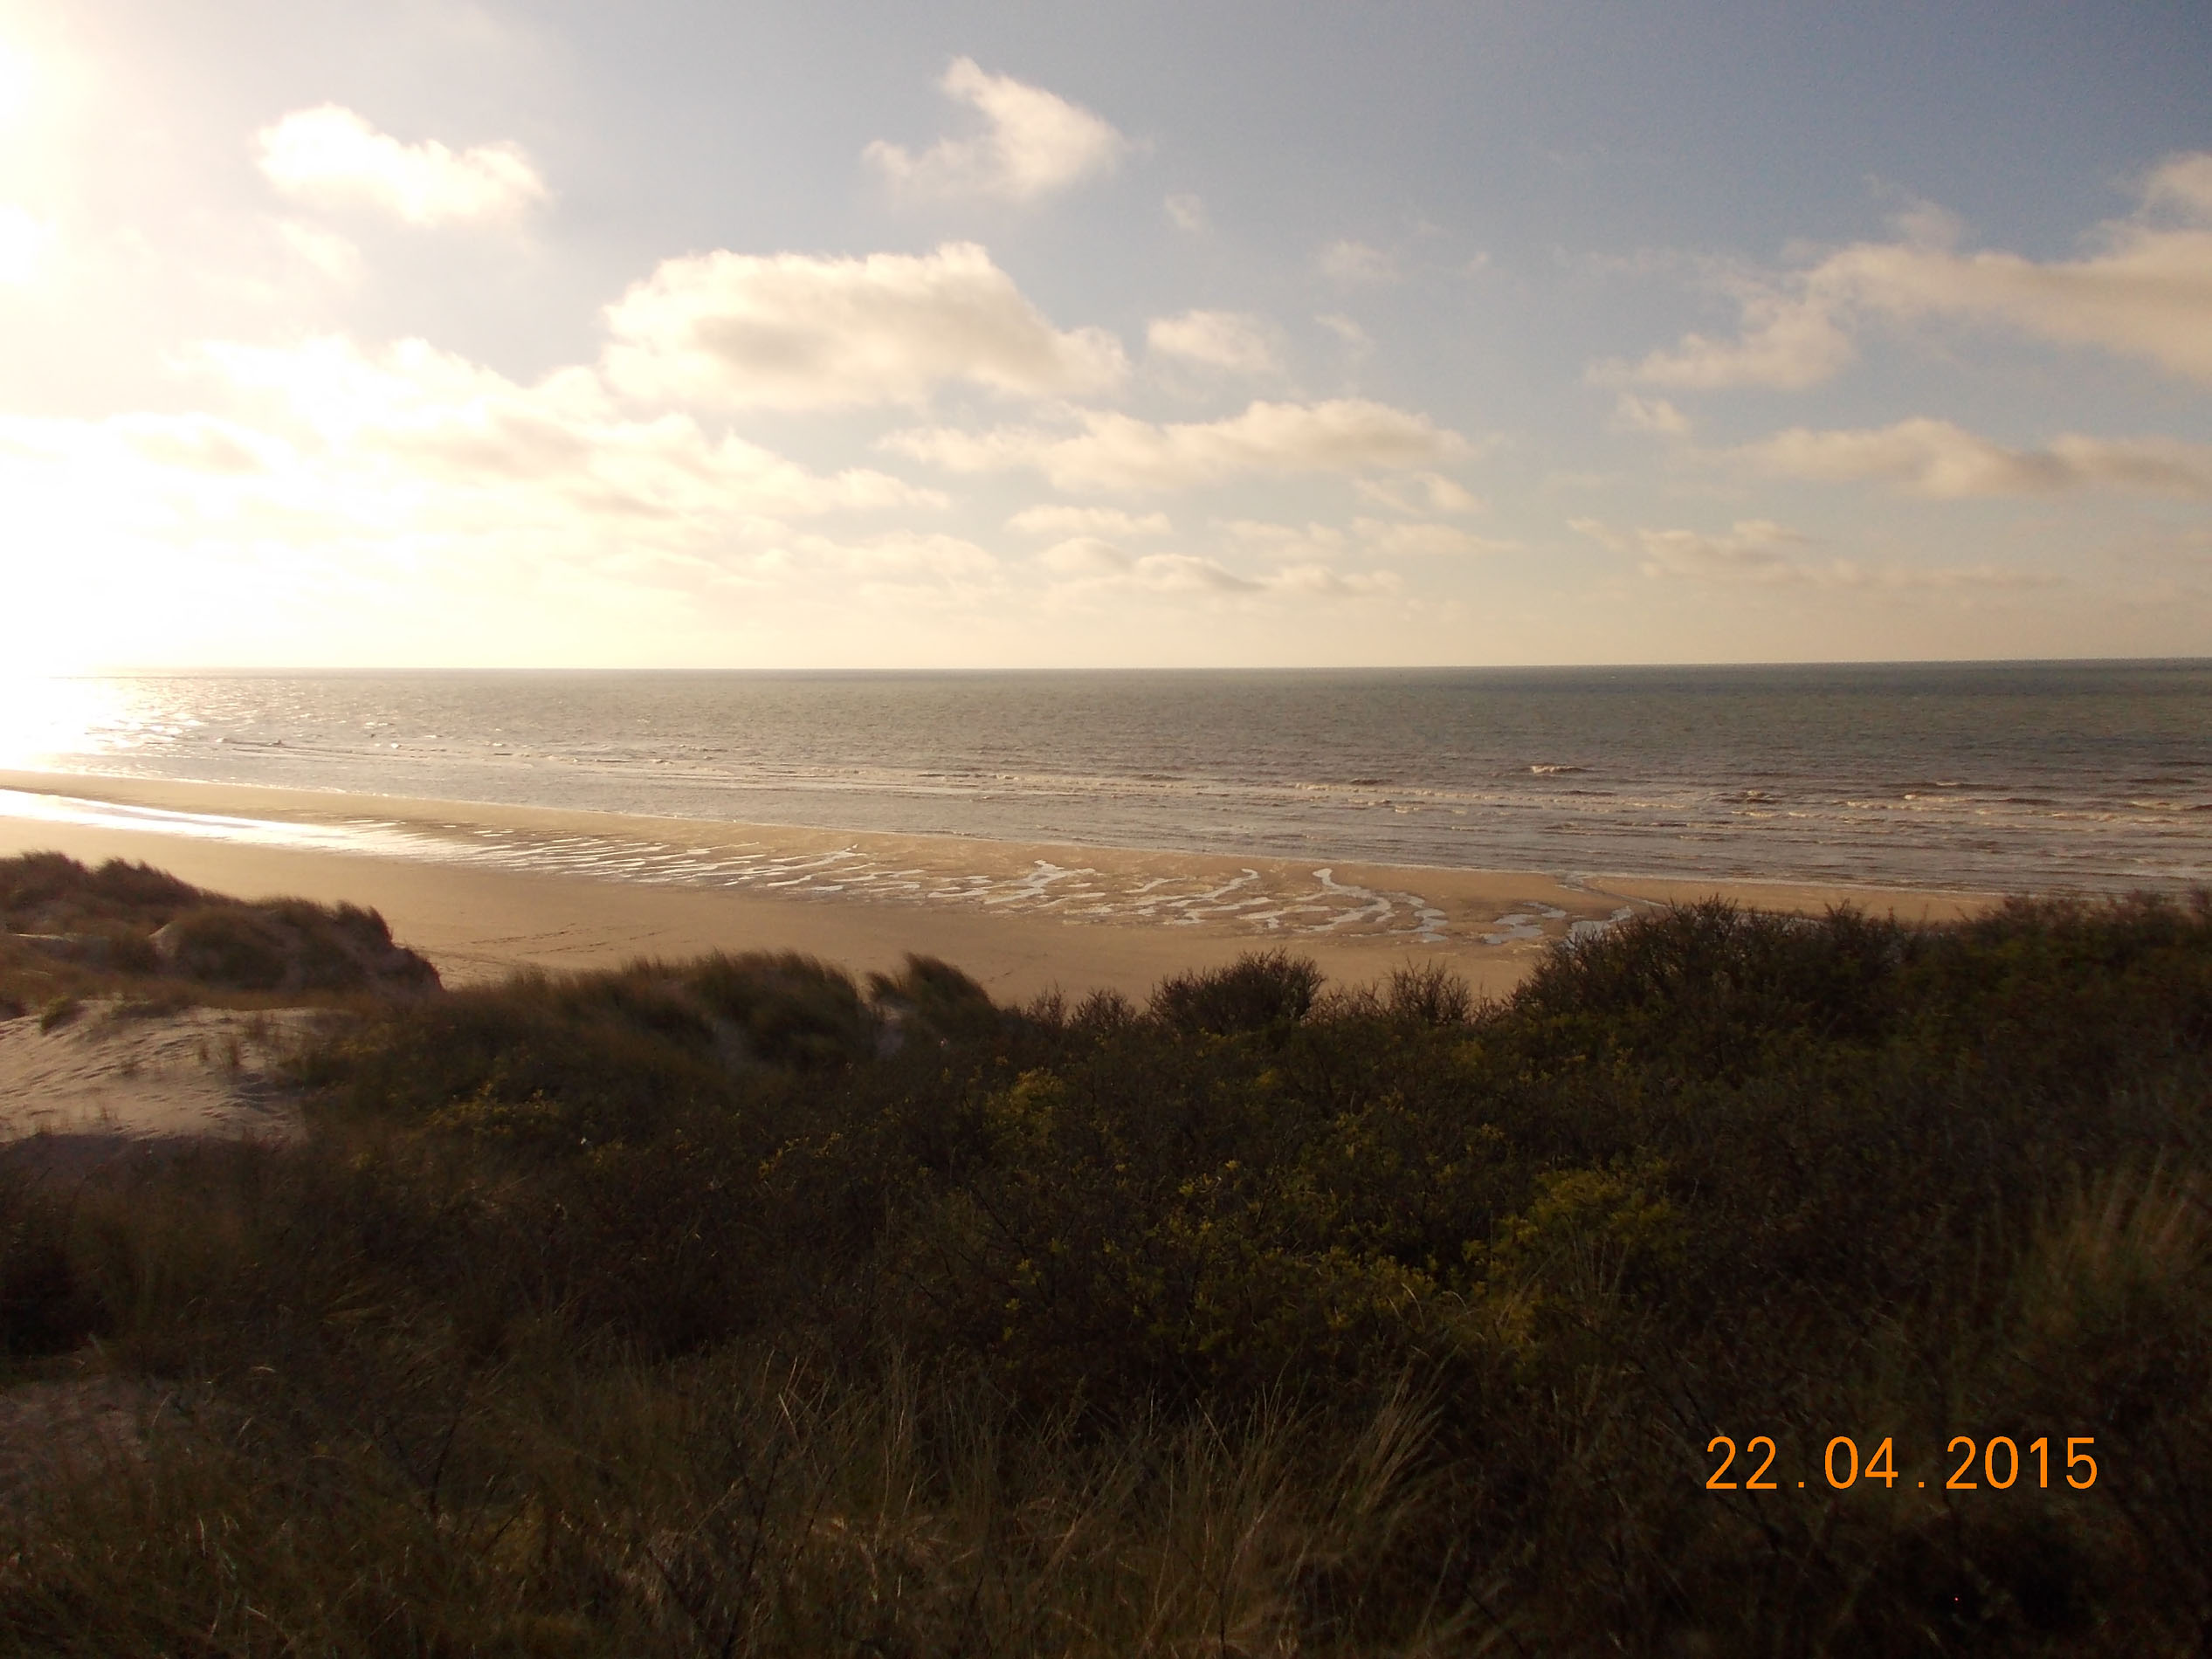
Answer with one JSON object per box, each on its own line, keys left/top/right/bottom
{"left": 3, "top": 662, "right": 2208, "bottom": 895}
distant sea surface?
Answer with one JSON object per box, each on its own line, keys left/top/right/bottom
{"left": 5, "top": 663, "right": 2209, "bottom": 894}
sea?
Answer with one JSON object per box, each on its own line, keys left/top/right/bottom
{"left": 2, "top": 661, "right": 2208, "bottom": 897}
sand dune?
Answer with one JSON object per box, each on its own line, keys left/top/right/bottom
{"left": 0, "top": 1000, "right": 311, "bottom": 1156}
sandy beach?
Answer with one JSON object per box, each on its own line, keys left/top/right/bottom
{"left": 0, "top": 768, "right": 2002, "bottom": 1003}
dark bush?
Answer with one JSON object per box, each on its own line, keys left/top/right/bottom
{"left": 1149, "top": 948, "right": 1324, "bottom": 1035}
{"left": 868, "top": 953, "right": 1001, "bottom": 1044}
{"left": 1382, "top": 958, "right": 1474, "bottom": 1026}
{"left": 0, "top": 1190, "right": 111, "bottom": 1356}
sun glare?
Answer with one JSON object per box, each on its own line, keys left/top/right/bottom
{"left": 0, "top": 200, "right": 50, "bottom": 283}
{"left": 0, "top": 674, "right": 125, "bottom": 770}
{"left": 0, "top": 43, "right": 32, "bottom": 123}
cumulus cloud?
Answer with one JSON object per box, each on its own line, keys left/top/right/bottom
{"left": 787, "top": 529, "right": 997, "bottom": 583}
{"left": 1008, "top": 504, "right": 1171, "bottom": 537}
{"left": 1599, "top": 151, "right": 2212, "bottom": 389}
{"left": 1354, "top": 472, "right": 1484, "bottom": 515}
{"left": 885, "top": 398, "right": 1470, "bottom": 492}
{"left": 1269, "top": 562, "right": 1402, "bottom": 596}
{"left": 1736, "top": 417, "right": 2212, "bottom": 499}
{"left": 276, "top": 220, "right": 363, "bottom": 285}
{"left": 1319, "top": 239, "right": 1399, "bottom": 286}
{"left": 1216, "top": 519, "right": 1345, "bottom": 557}
{"left": 865, "top": 59, "right": 1125, "bottom": 203}
{"left": 1602, "top": 290, "right": 1856, "bottom": 390}
{"left": 1221, "top": 516, "right": 1510, "bottom": 560}
{"left": 1039, "top": 535, "right": 1136, "bottom": 576}
{"left": 601, "top": 242, "right": 1128, "bottom": 410}
{"left": 0, "top": 334, "right": 948, "bottom": 609}
{"left": 2145, "top": 152, "right": 2212, "bottom": 220}
{"left": 1037, "top": 535, "right": 1398, "bottom": 601}
{"left": 1352, "top": 518, "right": 1517, "bottom": 558}
{"left": 1127, "top": 553, "right": 1263, "bottom": 594}
{"left": 1577, "top": 517, "right": 1808, "bottom": 582}
{"left": 1569, "top": 515, "right": 2055, "bottom": 592}
{"left": 1315, "top": 313, "right": 1373, "bottom": 357}
{"left": 1164, "top": 193, "right": 1207, "bottom": 231}
{"left": 1146, "top": 309, "right": 1280, "bottom": 375}
{"left": 1610, "top": 393, "right": 1691, "bottom": 436}
{"left": 256, "top": 106, "right": 548, "bottom": 225}
{"left": 1037, "top": 540, "right": 1254, "bottom": 593}
{"left": 192, "top": 336, "right": 939, "bottom": 518}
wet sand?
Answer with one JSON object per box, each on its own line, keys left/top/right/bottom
{"left": 0, "top": 768, "right": 2002, "bottom": 1003}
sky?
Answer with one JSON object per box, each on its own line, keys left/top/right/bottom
{"left": 0, "top": 0, "right": 2208, "bottom": 671}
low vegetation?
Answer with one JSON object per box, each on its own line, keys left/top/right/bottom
{"left": 2, "top": 860, "right": 2209, "bottom": 1654}
{"left": 0, "top": 852, "right": 438, "bottom": 1016}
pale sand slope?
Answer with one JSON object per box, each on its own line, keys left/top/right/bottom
{"left": 0, "top": 769, "right": 2001, "bottom": 1005}
{"left": 0, "top": 1002, "right": 313, "bottom": 1152}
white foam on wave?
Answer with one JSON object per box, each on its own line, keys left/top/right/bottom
{"left": 0, "top": 786, "right": 1623, "bottom": 947}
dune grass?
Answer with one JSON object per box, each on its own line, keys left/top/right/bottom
{"left": 2, "top": 887, "right": 2209, "bottom": 1653}
{"left": 0, "top": 852, "right": 438, "bottom": 1016}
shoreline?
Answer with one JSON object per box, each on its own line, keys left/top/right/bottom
{"left": 0, "top": 768, "right": 2004, "bottom": 1002}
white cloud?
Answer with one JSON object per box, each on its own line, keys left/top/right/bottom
{"left": 2145, "top": 152, "right": 2212, "bottom": 220}
{"left": 865, "top": 59, "right": 1125, "bottom": 203}
{"left": 1569, "top": 515, "right": 2056, "bottom": 592}
{"left": 786, "top": 529, "right": 997, "bottom": 582}
{"left": 0, "top": 203, "right": 53, "bottom": 284}
{"left": 1036, "top": 520, "right": 1408, "bottom": 602}
{"left": 1601, "top": 151, "right": 2212, "bottom": 389}
{"left": 276, "top": 219, "right": 363, "bottom": 285}
{"left": 1008, "top": 505, "right": 1171, "bottom": 537}
{"left": 1268, "top": 562, "right": 1402, "bottom": 597}
{"left": 198, "top": 335, "right": 934, "bottom": 512}
{"left": 885, "top": 398, "right": 1470, "bottom": 492}
{"left": 1146, "top": 309, "right": 1280, "bottom": 375}
{"left": 1164, "top": 193, "right": 1207, "bottom": 231}
{"left": 1319, "top": 239, "right": 1399, "bottom": 286}
{"left": 1736, "top": 417, "right": 2212, "bottom": 499}
{"left": 1315, "top": 313, "right": 1373, "bottom": 356}
{"left": 1039, "top": 535, "right": 1134, "bottom": 576}
{"left": 1131, "top": 553, "right": 1261, "bottom": 594}
{"left": 256, "top": 106, "right": 548, "bottom": 226}
{"left": 1218, "top": 515, "right": 1509, "bottom": 560}
{"left": 1037, "top": 538, "right": 1398, "bottom": 601}
{"left": 1571, "top": 516, "right": 1809, "bottom": 582}
{"left": 0, "top": 334, "right": 947, "bottom": 606}
{"left": 1354, "top": 472, "right": 1484, "bottom": 514}
{"left": 1044, "top": 547, "right": 1259, "bottom": 595}
{"left": 1603, "top": 288, "right": 1856, "bottom": 390}
{"left": 106, "top": 411, "right": 284, "bottom": 476}
{"left": 602, "top": 242, "right": 1128, "bottom": 410}
{"left": 1609, "top": 393, "right": 1691, "bottom": 436}
{"left": 1352, "top": 518, "right": 1516, "bottom": 558}
{"left": 1216, "top": 519, "right": 1347, "bottom": 558}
